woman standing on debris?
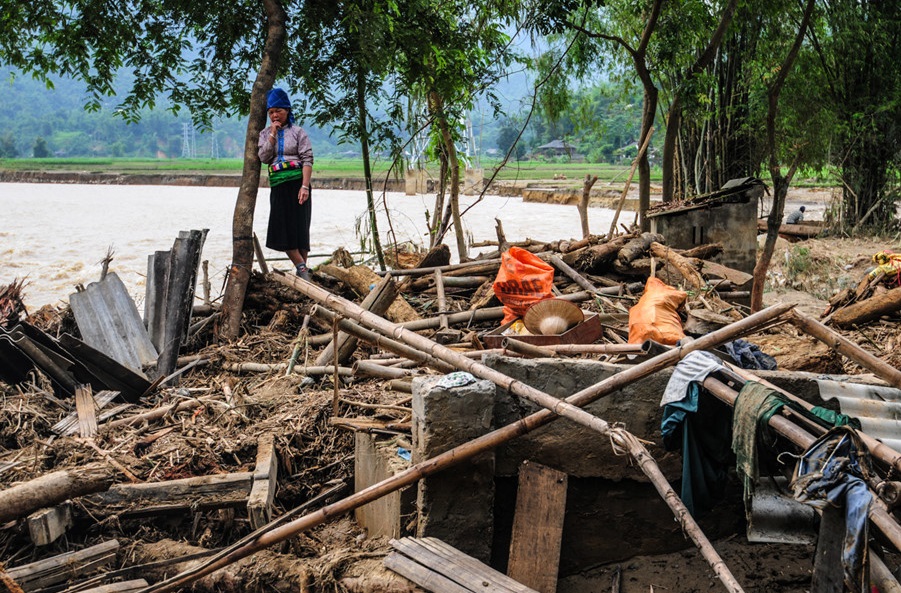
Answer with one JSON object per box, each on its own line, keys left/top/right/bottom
{"left": 258, "top": 87, "right": 315, "bottom": 280}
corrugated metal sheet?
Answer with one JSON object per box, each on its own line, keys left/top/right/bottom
{"left": 69, "top": 272, "right": 157, "bottom": 374}
{"left": 816, "top": 379, "right": 901, "bottom": 452}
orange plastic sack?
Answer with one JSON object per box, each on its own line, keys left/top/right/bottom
{"left": 627, "top": 277, "right": 687, "bottom": 345}
{"left": 493, "top": 247, "right": 555, "bottom": 324}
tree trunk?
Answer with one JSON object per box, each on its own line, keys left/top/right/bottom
{"left": 430, "top": 92, "right": 466, "bottom": 262}
{"left": 218, "top": 0, "right": 287, "bottom": 340}
{"left": 0, "top": 464, "right": 115, "bottom": 524}
{"left": 750, "top": 0, "right": 816, "bottom": 312}
{"left": 579, "top": 174, "right": 597, "bottom": 239}
{"left": 661, "top": 0, "right": 738, "bottom": 203}
{"left": 357, "top": 67, "right": 386, "bottom": 271}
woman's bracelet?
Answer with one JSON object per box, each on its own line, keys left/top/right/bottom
{"left": 302, "top": 185, "right": 310, "bottom": 190}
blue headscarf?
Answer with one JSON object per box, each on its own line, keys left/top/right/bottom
{"left": 266, "top": 87, "right": 295, "bottom": 125}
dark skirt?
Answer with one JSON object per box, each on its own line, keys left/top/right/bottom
{"left": 266, "top": 178, "right": 312, "bottom": 252}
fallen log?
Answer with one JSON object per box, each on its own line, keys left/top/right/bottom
{"left": 649, "top": 242, "right": 704, "bottom": 289}
{"left": 574, "top": 234, "right": 634, "bottom": 273}
{"left": 756, "top": 219, "right": 822, "bottom": 238}
{"left": 696, "top": 259, "right": 753, "bottom": 286}
{"left": 617, "top": 232, "right": 664, "bottom": 265}
{"left": 677, "top": 243, "right": 724, "bottom": 260}
{"left": 830, "top": 285, "right": 901, "bottom": 328}
{"left": 0, "top": 463, "right": 115, "bottom": 524}
{"left": 318, "top": 264, "right": 420, "bottom": 323}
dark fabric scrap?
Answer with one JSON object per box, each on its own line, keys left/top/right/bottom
{"left": 661, "top": 384, "right": 734, "bottom": 517}
{"left": 792, "top": 427, "right": 873, "bottom": 593}
{"left": 724, "top": 339, "right": 777, "bottom": 370}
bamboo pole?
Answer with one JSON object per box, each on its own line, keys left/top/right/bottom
{"left": 144, "top": 277, "right": 791, "bottom": 593}
{"left": 501, "top": 338, "right": 557, "bottom": 358}
{"left": 311, "top": 306, "right": 455, "bottom": 373}
{"left": 352, "top": 360, "right": 415, "bottom": 380}
{"left": 701, "top": 376, "right": 901, "bottom": 553}
{"left": 607, "top": 127, "right": 654, "bottom": 239}
{"left": 789, "top": 309, "right": 901, "bottom": 389}
{"left": 550, "top": 254, "right": 599, "bottom": 294}
{"left": 435, "top": 270, "right": 449, "bottom": 331}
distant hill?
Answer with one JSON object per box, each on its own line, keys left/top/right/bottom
{"left": 0, "top": 69, "right": 341, "bottom": 159}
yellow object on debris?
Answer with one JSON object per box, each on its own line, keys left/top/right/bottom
{"left": 868, "top": 250, "right": 901, "bottom": 281}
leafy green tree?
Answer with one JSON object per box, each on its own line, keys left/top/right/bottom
{"left": 0, "top": 132, "right": 16, "bottom": 157}
{"left": 32, "top": 136, "right": 49, "bottom": 158}
{"left": 809, "top": 0, "right": 901, "bottom": 229}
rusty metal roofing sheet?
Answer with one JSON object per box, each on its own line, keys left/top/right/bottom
{"left": 816, "top": 379, "right": 901, "bottom": 452}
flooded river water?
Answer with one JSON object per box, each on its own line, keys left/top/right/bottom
{"left": 1, "top": 182, "right": 623, "bottom": 310}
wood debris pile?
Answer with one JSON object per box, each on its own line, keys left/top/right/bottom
{"left": 0, "top": 228, "right": 900, "bottom": 593}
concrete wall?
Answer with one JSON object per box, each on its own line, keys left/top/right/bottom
{"left": 357, "top": 354, "right": 858, "bottom": 573}
{"left": 412, "top": 375, "right": 497, "bottom": 562}
{"left": 648, "top": 188, "right": 761, "bottom": 278}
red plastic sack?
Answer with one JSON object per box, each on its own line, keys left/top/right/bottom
{"left": 628, "top": 277, "right": 687, "bottom": 345}
{"left": 493, "top": 247, "right": 555, "bottom": 324}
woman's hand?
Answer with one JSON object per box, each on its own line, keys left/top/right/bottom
{"left": 269, "top": 122, "right": 282, "bottom": 143}
{"left": 298, "top": 185, "right": 310, "bottom": 205}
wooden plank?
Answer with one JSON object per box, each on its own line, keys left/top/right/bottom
{"left": 247, "top": 433, "right": 278, "bottom": 529}
{"left": 84, "top": 472, "right": 253, "bottom": 517}
{"left": 75, "top": 384, "right": 98, "bottom": 438}
{"left": 506, "top": 462, "right": 568, "bottom": 593}
{"left": 811, "top": 505, "right": 845, "bottom": 593}
{"left": 383, "top": 552, "right": 472, "bottom": 593}
{"left": 51, "top": 390, "right": 119, "bottom": 435}
{"left": 253, "top": 232, "right": 270, "bottom": 274}
{"left": 420, "top": 538, "right": 537, "bottom": 593}
{"left": 145, "top": 250, "right": 171, "bottom": 353}
{"left": 27, "top": 502, "right": 72, "bottom": 546}
{"left": 6, "top": 539, "right": 118, "bottom": 592}
{"left": 79, "top": 579, "right": 149, "bottom": 593}
{"left": 391, "top": 538, "right": 537, "bottom": 593}
{"left": 157, "top": 230, "right": 208, "bottom": 380}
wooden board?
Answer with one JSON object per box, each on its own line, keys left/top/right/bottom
{"left": 75, "top": 384, "right": 98, "bottom": 438}
{"left": 27, "top": 502, "right": 73, "bottom": 546}
{"left": 506, "top": 462, "right": 568, "bottom": 593}
{"left": 248, "top": 433, "right": 278, "bottom": 529}
{"left": 387, "top": 537, "right": 539, "bottom": 593}
{"left": 85, "top": 472, "right": 253, "bottom": 516}
{"left": 6, "top": 539, "right": 118, "bottom": 591}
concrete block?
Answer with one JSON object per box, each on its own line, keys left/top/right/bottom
{"left": 413, "top": 375, "right": 495, "bottom": 562}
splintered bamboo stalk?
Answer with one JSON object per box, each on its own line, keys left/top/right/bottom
{"left": 145, "top": 274, "right": 792, "bottom": 593}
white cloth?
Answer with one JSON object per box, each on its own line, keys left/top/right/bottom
{"left": 660, "top": 351, "right": 725, "bottom": 406}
